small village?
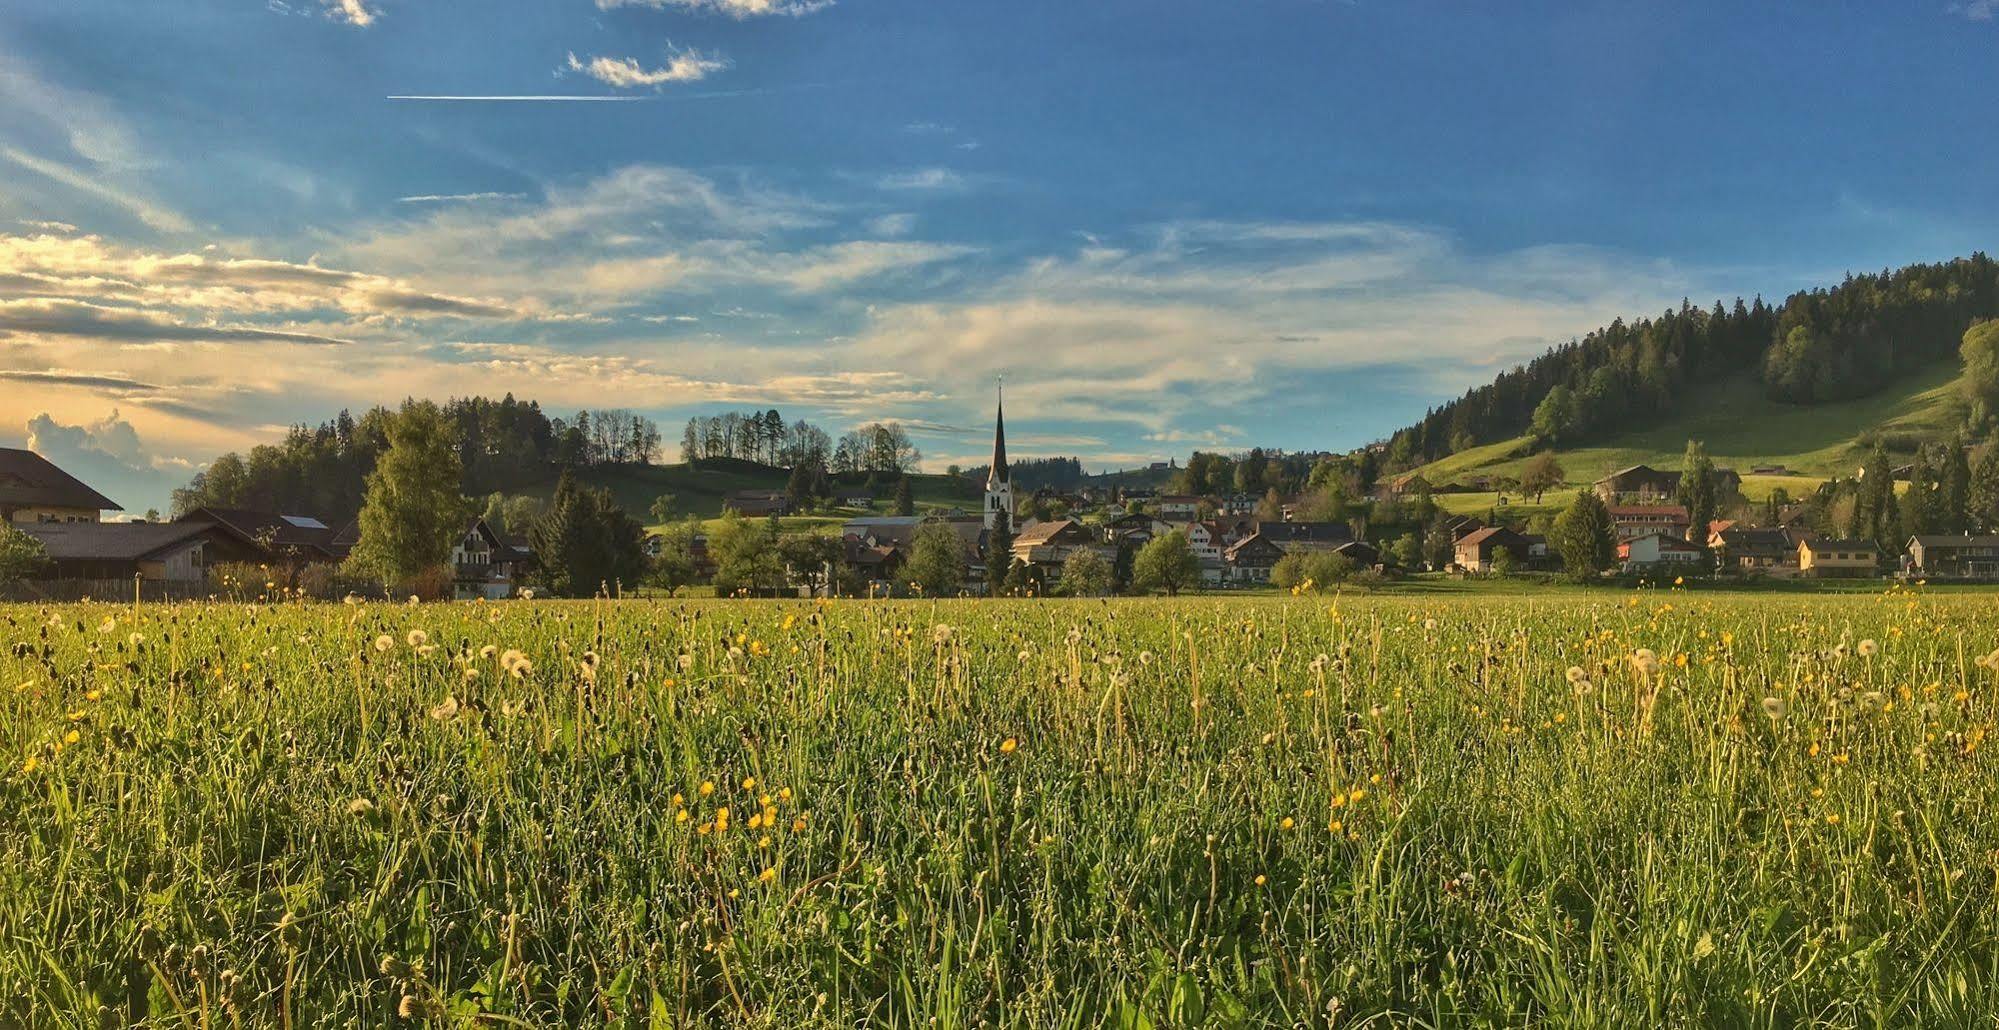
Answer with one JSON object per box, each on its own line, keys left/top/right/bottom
{"left": 8, "top": 388, "right": 1999, "bottom": 600}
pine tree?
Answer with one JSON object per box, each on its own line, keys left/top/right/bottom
{"left": 892, "top": 477, "right": 914, "bottom": 516}
{"left": 1857, "top": 445, "right": 1896, "bottom": 550}
{"left": 1552, "top": 490, "right": 1616, "bottom": 579}
{"left": 983, "top": 518, "right": 1014, "bottom": 595}
{"left": 529, "top": 469, "right": 646, "bottom": 597}
{"left": 1943, "top": 435, "right": 1972, "bottom": 532}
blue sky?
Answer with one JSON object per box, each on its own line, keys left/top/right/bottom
{"left": 2, "top": 0, "right": 1995, "bottom": 512}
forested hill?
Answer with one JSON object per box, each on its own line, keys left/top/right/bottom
{"left": 1385, "top": 254, "right": 1999, "bottom": 466}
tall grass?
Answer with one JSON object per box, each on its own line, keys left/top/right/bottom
{"left": 4, "top": 588, "right": 1997, "bottom": 1025}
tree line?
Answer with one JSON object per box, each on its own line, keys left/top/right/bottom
{"left": 170, "top": 396, "right": 663, "bottom": 522}
{"left": 1387, "top": 254, "right": 1999, "bottom": 466}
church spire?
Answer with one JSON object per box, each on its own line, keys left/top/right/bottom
{"left": 987, "top": 379, "right": 1008, "bottom": 486}
{"left": 982, "top": 378, "right": 1014, "bottom": 531}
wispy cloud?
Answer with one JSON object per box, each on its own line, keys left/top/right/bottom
{"left": 876, "top": 167, "right": 967, "bottom": 192}
{"left": 323, "top": 0, "right": 378, "bottom": 27}
{"left": 396, "top": 192, "right": 527, "bottom": 204}
{"left": 0, "top": 147, "right": 189, "bottom": 233}
{"left": 387, "top": 95, "right": 648, "bottom": 102}
{"left": 565, "top": 49, "right": 731, "bottom": 88}
{"left": 1950, "top": 0, "right": 1997, "bottom": 20}
{"left": 596, "top": 0, "right": 833, "bottom": 17}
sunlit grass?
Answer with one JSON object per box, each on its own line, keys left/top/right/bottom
{"left": 5, "top": 587, "right": 1998, "bottom": 1025}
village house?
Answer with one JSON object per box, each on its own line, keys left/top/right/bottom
{"left": 176, "top": 506, "right": 350, "bottom": 565}
{"left": 837, "top": 490, "right": 874, "bottom": 509}
{"left": 1150, "top": 495, "right": 1207, "bottom": 521}
{"left": 722, "top": 490, "right": 793, "bottom": 517}
{"left": 1373, "top": 472, "right": 1430, "bottom": 502}
{"left": 1453, "top": 527, "right": 1531, "bottom": 573}
{"left": 1709, "top": 525, "right": 1804, "bottom": 570}
{"left": 451, "top": 518, "right": 534, "bottom": 600}
{"left": 1594, "top": 464, "right": 1741, "bottom": 504}
{"left": 1221, "top": 532, "right": 1287, "bottom": 585}
{"left": 1619, "top": 532, "right": 1706, "bottom": 571}
{"left": 1104, "top": 512, "right": 1165, "bottom": 547}
{"left": 0, "top": 447, "right": 119, "bottom": 523}
{"left": 1010, "top": 518, "right": 1109, "bottom": 572}
{"left": 16, "top": 521, "right": 222, "bottom": 585}
{"left": 1799, "top": 538, "right": 1879, "bottom": 578}
{"left": 1333, "top": 539, "right": 1386, "bottom": 569}
{"left": 1253, "top": 520, "right": 1353, "bottom": 554}
{"left": 1905, "top": 535, "right": 1999, "bottom": 580}
{"left": 1608, "top": 504, "right": 1691, "bottom": 542}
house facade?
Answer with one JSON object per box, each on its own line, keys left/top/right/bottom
{"left": 1454, "top": 527, "right": 1531, "bottom": 573}
{"left": 1799, "top": 538, "right": 1880, "bottom": 578}
{"left": 0, "top": 447, "right": 119, "bottom": 523}
{"left": 17, "top": 522, "right": 219, "bottom": 583}
{"left": 1608, "top": 504, "right": 1691, "bottom": 542}
{"left": 1709, "top": 525, "right": 1803, "bottom": 570}
{"left": 1222, "top": 533, "right": 1286, "bottom": 584}
{"left": 1620, "top": 532, "right": 1706, "bottom": 570}
{"left": 1906, "top": 535, "right": 1999, "bottom": 580}
{"left": 451, "top": 519, "right": 534, "bottom": 600}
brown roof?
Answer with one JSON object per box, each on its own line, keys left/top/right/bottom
{"left": 179, "top": 506, "right": 343, "bottom": 558}
{"left": 1013, "top": 519, "right": 1083, "bottom": 546}
{"left": 17, "top": 521, "right": 216, "bottom": 561}
{"left": 0, "top": 447, "right": 120, "bottom": 513}
{"left": 1607, "top": 504, "right": 1689, "bottom": 518}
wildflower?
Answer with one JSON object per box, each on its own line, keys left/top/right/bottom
{"left": 1631, "top": 649, "right": 1660, "bottom": 675}
{"left": 63, "top": 729, "right": 79, "bottom": 745}
{"left": 1000, "top": 737, "right": 1019, "bottom": 754}
{"left": 479, "top": 645, "right": 498, "bottom": 659}
{"left": 759, "top": 867, "right": 777, "bottom": 883}
{"left": 1280, "top": 817, "right": 1295, "bottom": 831}
{"left": 97, "top": 617, "right": 117, "bottom": 634}
{"left": 1857, "top": 639, "right": 1878, "bottom": 658}
{"left": 1254, "top": 874, "right": 1268, "bottom": 886}
{"left": 20, "top": 755, "right": 38, "bottom": 774}
{"left": 1565, "top": 666, "right": 1586, "bottom": 684}
{"left": 699, "top": 780, "right": 715, "bottom": 796}
{"left": 347, "top": 798, "right": 375, "bottom": 816}
{"left": 1761, "top": 696, "right": 1789, "bottom": 719}
{"left": 373, "top": 634, "right": 394, "bottom": 653}
{"left": 428, "top": 695, "right": 460, "bottom": 721}
{"left": 932, "top": 624, "right": 954, "bottom": 645}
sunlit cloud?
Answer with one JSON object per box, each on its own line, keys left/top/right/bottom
{"left": 565, "top": 50, "right": 731, "bottom": 89}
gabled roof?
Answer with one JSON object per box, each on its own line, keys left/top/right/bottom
{"left": 0, "top": 448, "right": 120, "bottom": 513}
{"left": 1014, "top": 519, "right": 1085, "bottom": 546}
{"left": 1805, "top": 537, "right": 1879, "bottom": 553}
{"left": 1607, "top": 504, "right": 1689, "bottom": 518}
{"left": 1626, "top": 531, "right": 1702, "bottom": 549}
{"left": 1457, "top": 526, "right": 1526, "bottom": 548}
{"left": 179, "top": 506, "right": 343, "bottom": 557}
{"left": 1909, "top": 534, "right": 1999, "bottom": 548}
{"left": 17, "top": 521, "right": 216, "bottom": 561}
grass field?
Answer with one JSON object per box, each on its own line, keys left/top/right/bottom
{"left": 9, "top": 590, "right": 1999, "bottom": 1025}
{"left": 1411, "top": 358, "right": 1969, "bottom": 492}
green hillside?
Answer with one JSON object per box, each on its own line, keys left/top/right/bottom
{"left": 1410, "top": 357, "right": 1972, "bottom": 502}
{"left": 509, "top": 458, "right": 981, "bottom": 522}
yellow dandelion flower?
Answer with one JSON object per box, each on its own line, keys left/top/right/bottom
{"left": 1000, "top": 737, "right": 1019, "bottom": 754}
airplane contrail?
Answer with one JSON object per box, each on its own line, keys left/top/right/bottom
{"left": 387, "top": 95, "right": 650, "bottom": 102}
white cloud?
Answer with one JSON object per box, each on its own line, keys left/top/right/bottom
{"left": 596, "top": 0, "right": 833, "bottom": 17}
{"left": 876, "top": 167, "right": 967, "bottom": 192}
{"left": 324, "top": 0, "right": 377, "bottom": 27}
{"left": 396, "top": 192, "right": 526, "bottom": 205}
{"left": 0, "top": 148, "right": 188, "bottom": 234}
{"left": 565, "top": 49, "right": 730, "bottom": 89}
{"left": 1951, "top": 0, "right": 1997, "bottom": 19}
{"left": 867, "top": 213, "right": 916, "bottom": 237}
{"left": 25, "top": 410, "right": 193, "bottom": 514}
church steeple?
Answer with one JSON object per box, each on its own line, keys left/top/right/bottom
{"left": 987, "top": 380, "right": 1008, "bottom": 487}
{"left": 983, "top": 379, "right": 1014, "bottom": 530}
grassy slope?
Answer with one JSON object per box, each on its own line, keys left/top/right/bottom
{"left": 1412, "top": 358, "right": 1970, "bottom": 499}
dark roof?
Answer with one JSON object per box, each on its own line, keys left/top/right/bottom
{"left": 1910, "top": 534, "right": 1999, "bottom": 548}
{"left": 1014, "top": 519, "right": 1085, "bottom": 546}
{"left": 179, "top": 506, "right": 343, "bottom": 557}
{"left": 0, "top": 447, "right": 120, "bottom": 512}
{"left": 1807, "top": 538, "right": 1879, "bottom": 553}
{"left": 1253, "top": 521, "right": 1352, "bottom": 544}
{"left": 17, "top": 521, "right": 215, "bottom": 561}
